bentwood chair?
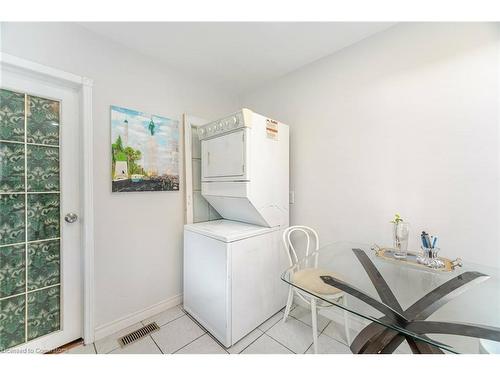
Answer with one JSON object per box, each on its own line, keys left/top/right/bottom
{"left": 282, "top": 226, "right": 351, "bottom": 354}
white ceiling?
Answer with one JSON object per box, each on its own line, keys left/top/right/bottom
{"left": 79, "top": 22, "right": 395, "bottom": 95}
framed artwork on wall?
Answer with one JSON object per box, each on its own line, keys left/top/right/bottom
{"left": 111, "top": 105, "right": 179, "bottom": 192}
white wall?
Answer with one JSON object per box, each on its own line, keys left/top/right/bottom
{"left": 242, "top": 23, "right": 500, "bottom": 267}
{"left": 2, "top": 21, "right": 499, "bottom": 338}
{"left": 1, "top": 22, "right": 239, "bottom": 332}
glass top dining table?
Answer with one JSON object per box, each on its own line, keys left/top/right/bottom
{"left": 281, "top": 242, "right": 500, "bottom": 354}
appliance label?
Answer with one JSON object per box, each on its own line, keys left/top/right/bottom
{"left": 266, "top": 119, "right": 278, "bottom": 140}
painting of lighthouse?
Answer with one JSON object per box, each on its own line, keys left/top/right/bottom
{"left": 111, "top": 105, "right": 179, "bottom": 192}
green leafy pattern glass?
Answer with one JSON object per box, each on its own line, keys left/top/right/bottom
{"left": 27, "top": 193, "right": 60, "bottom": 241}
{"left": 27, "top": 145, "right": 59, "bottom": 192}
{"left": 0, "top": 142, "right": 25, "bottom": 192}
{"left": 28, "top": 240, "right": 60, "bottom": 291}
{"left": 0, "top": 295, "right": 25, "bottom": 351}
{"left": 0, "top": 89, "right": 61, "bottom": 351}
{"left": 28, "top": 286, "right": 60, "bottom": 341}
{"left": 0, "top": 194, "right": 25, "bottom": 246}
{"left": 0, "top": 244, "right": 25, "bottom": 298}
{"left": 0, "top": 89, "right": 25, "bottom": 142}
{"left": 27, "top": 96, "right": 59, "bottom": 146}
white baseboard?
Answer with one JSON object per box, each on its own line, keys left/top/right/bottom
{"left": 94, "top": 294, "right": 183, "bottom": 341}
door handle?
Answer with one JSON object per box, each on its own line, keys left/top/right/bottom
{"left": 64, "top": 213, "right": 78, "bottom": 223}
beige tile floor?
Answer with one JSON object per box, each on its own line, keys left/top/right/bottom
{"left": 66, "top": 304, "right": 355, "bottom": 354}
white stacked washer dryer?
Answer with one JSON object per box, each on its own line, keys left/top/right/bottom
{"left": 183, "top": 109, "right": 289, "bottom": 347}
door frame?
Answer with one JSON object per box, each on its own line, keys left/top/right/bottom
{"left": 0, "top": 53, "right": 95, "bottom": 345}
{"left": 183, "top": 114, "right": 207, "bottom": 224}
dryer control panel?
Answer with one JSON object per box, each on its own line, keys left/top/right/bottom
{"left": 198, "top": 110, "right": 247, "bottom": 140}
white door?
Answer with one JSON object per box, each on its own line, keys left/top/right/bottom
{"left": 201, "top": 130, "right": 246, "bottom": 179}
{"left": 0, "top": 70, "right": 82, "bottom": 352}
{"left": 183, "top": 114, "right": 221, "bottom": 224}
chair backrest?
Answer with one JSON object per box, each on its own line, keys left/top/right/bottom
{"left": 282, "top": 225, "right": 319, "bottom": 268}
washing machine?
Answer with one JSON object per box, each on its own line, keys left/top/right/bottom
{"left": 183, "top": 220, "right": 287, "bottom": 347}
{"left": 183, "top": 109, "right": 289, "bottom": 347}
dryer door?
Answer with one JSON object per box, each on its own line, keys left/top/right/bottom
{"left": 202, "top": 129, "right": 248, "bottom": 180}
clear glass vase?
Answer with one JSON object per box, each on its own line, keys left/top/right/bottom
{"left": 393, "top": 222, "right": 410, "bottom": 259}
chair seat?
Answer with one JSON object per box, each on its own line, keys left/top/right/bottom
{"left": 292, "top": 268, "right": 343, "bottom": 296}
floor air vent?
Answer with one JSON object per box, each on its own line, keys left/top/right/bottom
{"left": 118, "top": 322, "right": 160, "bottom": 347}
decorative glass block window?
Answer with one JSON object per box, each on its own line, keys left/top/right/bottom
{"left": 0, "top": 89, "right": 61, "bottom": 351}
